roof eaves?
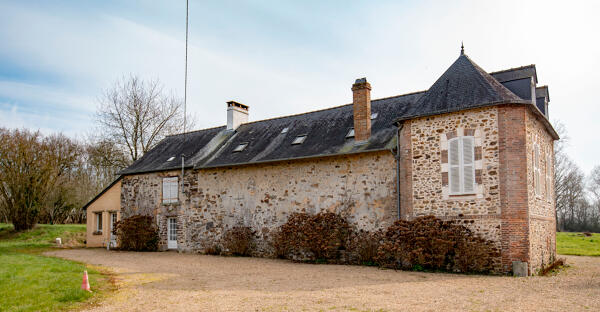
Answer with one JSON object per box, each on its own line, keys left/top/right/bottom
{"left": 196, "top": 147, "right": 393, "bottom": 170}
{"left": 393, "top": 99, "right": 531, "bottom": 123}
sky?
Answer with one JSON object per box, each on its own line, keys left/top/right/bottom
{"left": 0, "top": 0, "right": 599, "bottom": 172}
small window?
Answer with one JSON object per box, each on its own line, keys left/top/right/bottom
{"left": 292, "top": 135, "right": 307, "bottom": 145}
{"left": 96, "top": 212, "right": 103, "bottom": 232}
{"left": 371, "top": 112, "right": 378, "bottom": 119}
{"left": 281, "top": 127, "right": 289, "bottom": 134}
{"left": 346, "top": 128, "right": 355, "bottom": 138}
{"left": 166, "top": 156, "right": 175, "bottom": 162}
{"left": 448, "top": 136, "right": 475, "bottom": 195}
{"left": 233, "top": 142, "right": 248, "bottom": 152}
{"left": 162, "top": 177, "right": 178, "bottom": 204}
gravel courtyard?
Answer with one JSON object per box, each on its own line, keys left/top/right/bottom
{"left": 47, "top": 249, "right": 600, "bottom": 312}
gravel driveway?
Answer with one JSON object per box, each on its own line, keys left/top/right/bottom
{"left": 46, "top": 249, "right": 600, "bottom": 311}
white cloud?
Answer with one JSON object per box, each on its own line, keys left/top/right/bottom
{"left": 0, "top": 0, "right": 598, "bottom": 172}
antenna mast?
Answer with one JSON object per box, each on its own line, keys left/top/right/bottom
{"left": 181, "top": 0, "right": 189, "bottom": 194}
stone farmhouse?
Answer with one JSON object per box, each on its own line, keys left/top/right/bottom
{"left": 85, "top": 50, "right": 557, "bottom": 275}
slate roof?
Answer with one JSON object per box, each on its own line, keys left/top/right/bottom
{"left": 120, "top": 91, "right": 424, "bottom": 174}
{"left": 120, "top": 53, "right": 556, "bottom": 175}
{"left": 395, "top": 54, "right": 530, "bottom": 122}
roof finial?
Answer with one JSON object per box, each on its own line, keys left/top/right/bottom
{"left": 460, "top": 41, "right": 464, "bottom": 55}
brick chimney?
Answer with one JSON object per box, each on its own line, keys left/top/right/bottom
{"left": 352, "top": 78, "right": 371, "bottom": 142}
{"left": 226, "top": 101, "right": 249, "bottom": 130}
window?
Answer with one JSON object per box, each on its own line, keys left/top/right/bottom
{"left": 370, "top": 112, "right": 378, "bottom": 120}
{"left": 545, "top": 149, "right": 552, "bottom": 200}
{"left": 292, "top": 135, "right": 307, "bottom": 145}
{"left": 162, "top": 177, "right": 179, "bottom": 204}
{"left": 281, "top": 127, "right": 289, "bottom": 134}
{"left": 233, "top": 142, "right": 248, "bottom": 152}
{"left": 448, "top": 136, "right": 475, "bottom": 195}
{"left": 95, "top": 212, "right": 103, "bottom": 233}
{"left": 346, "top": 128, "right": 355, "bottom": 138}
{"left": 534, "top": 143, "right": 541, "bottom": 195}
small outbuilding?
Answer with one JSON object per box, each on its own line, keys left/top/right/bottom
{"left": 83, "top": 177, "right": 122, "bottom": 247}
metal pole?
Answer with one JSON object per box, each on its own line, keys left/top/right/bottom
{"left": 181, "top": 0, "right": 189, "bottom": 194}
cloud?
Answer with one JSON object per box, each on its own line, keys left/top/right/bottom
{"left": 0, "top": 0, "right": 599, "bottom": 171}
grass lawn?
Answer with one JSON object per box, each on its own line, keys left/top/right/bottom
{"left": 0, "top": 223, "right": 111, "bottom": 311}
{"left": 557, "top": 231, "right": 600, "bottom": 256}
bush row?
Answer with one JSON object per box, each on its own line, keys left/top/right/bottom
{"left": 221, "top": 213, "right": 499, "bottom": 273}
{"left": 114, "top": 212, "right": 499, "bottom": 273}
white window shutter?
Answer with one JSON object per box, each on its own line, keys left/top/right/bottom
{"left": 449, "top": 138, "right": 461, "bottom": 194}
{"left": 163, "top": 178, "right": 170, "bottom": 203}
{"left": 163, "top": 177, "right": 178, "bottom": 203}
{"left": 462, "top": 137, "right": 475, "bottom": 193}
{"left": 171, "top": 178, "right": 178, "bottom": 202}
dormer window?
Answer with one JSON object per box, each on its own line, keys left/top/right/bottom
{"left": 370, "top": 112, "right": 378, "bottom": 120}
{"left": 346, "top": 128, "right": 355, "bottom": 138}
{"left": 233, "top": 142, "right": 249, "bottom": 152}
{"left": 292, "top": 135, "right": 307, "bottom": 145}
{"left": 281, "top": 127, "right": 289, "bottom": 134}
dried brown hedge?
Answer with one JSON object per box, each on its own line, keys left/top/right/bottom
{"left": 376, "top": 216, "right": 498, "bottom": 273}
{"left": 272, "top": 212, "right": 351, "bottom": 261}
{"left": 113, "top": 215, "right": 159, "bottom": 251}
{"left": 222, "top": 226, "right": 255, "bottom": 256}
{"left": 346, "top": 229, "right": 383, "bottom": 265}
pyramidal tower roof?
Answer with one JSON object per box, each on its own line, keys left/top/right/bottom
{"left": 398, "top": 52, "right": 530, "bottom": 121}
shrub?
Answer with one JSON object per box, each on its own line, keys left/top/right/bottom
{"left": 204, "top": 244, "right": 222, "bottom": 255}
{"left": 113, "top": 215, "right": 159, "bottom": 251}
{"left": 347, "top": 229, "right": 383, "bottom": 265}
{"left": 272, "top": 212, "right": 351, "bottom": 261}
{"left": 376, "top": 216, "right": 498, "bottom": 273}
{"left": 222, "top": 226, "right": 255, "bottom": 256}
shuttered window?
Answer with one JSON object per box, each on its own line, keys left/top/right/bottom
{"left": 534, "top": 144, "right": 541, "bottom": 195}
{"left": 448, "top": 136, "right": 475, "bottom": 195}
{"left": 162, "top": 177, "right": 179, "bottom": 204}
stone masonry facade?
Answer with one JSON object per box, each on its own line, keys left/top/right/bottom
{"left": 398, "top": 105, "right": 556, "bottom": 274}
{"left": 120, "top": 104, "right": 556, "bottom": 275}
{"left": 121, "top": 151, "right": 397, "bottom": 254}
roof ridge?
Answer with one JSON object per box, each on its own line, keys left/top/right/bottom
{"left": 166, "top": 124, "right": 225, "bottom": 138}
{"left": 168, "top": 90, "right": 426, "bottom": 135}
{"left": 489, "top": 64, "right": 536, "bottom": 75}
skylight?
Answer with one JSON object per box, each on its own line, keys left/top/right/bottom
{"left": 291, "top": 135, "right": 307, "bottom": 145}
{"left": 281, "top": 127, "right": 289, "bottom": 134}
{"left": 166, "top": 156, "right": 175, "bottom": 162}
{"left": 346, "top": 128, "right": 355, "bottom": 138}
{"left": 371, "top": 112, "right": 378, "bottom": 119}
{"left": 233, "top": 142, "right": 249, "bottom": 152}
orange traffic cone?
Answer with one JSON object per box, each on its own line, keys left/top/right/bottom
{"left": 81, "top": 270, "right": 91, "bottom": 292}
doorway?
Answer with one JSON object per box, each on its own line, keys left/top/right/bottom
{"left": 167, "top": 217, "right": 178, "bottom": 249}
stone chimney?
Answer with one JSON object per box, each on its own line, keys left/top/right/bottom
{"left": 226, "top": 101, "right": 249, "bottom": 130}
{"left": 352, "top": 78, "right": 371, "bottom": 142}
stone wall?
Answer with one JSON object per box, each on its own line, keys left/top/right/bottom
{"left": 526, "top": 109, "right": 557, "bottom": 272}
{"left": 121, "top": 151, "right": 398, "bottom": 253}
{"left": 407, "top": 107, "right": 500, "bottom": 217}
{"left": 401, "top": 107, "right": 503, "bottom": 259}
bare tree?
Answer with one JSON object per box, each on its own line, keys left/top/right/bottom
{"left": 0, "top": 129, "right": 80, "bottom": 231}
{"left": 95, "top": 75, "right": 193, "bottom": 163}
